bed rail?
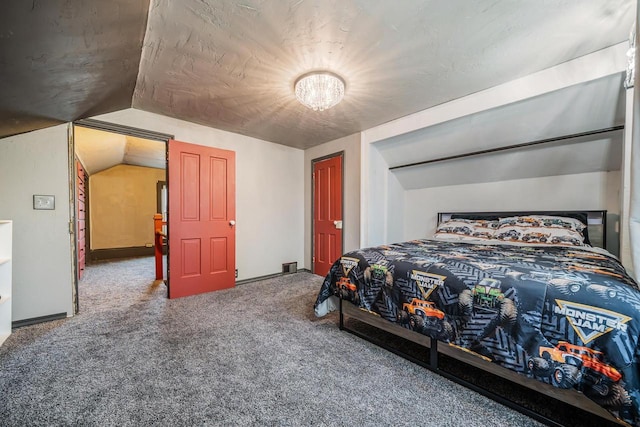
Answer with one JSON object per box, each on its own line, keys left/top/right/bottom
{"left": 338, "top": 298, "right": 624, "bottom": 427}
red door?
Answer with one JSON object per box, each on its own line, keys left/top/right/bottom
{"left": 313, "top": 155, "right": 343, "bottom": 277}
{"left": 76, "top": 161, "right": 87, "bottom": 280}
{"left": 168, "top": 140, "right": 236, "bottom": 298}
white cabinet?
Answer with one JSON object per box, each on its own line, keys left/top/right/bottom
{"left": 0, "top": 221, "right": 12, "bottom": 346}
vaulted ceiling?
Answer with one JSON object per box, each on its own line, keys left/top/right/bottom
{"left": 74, "top": 126, "right": 165, "bottom": 175}
{"left": 0, "top": 0, "right": 635, "bottom": 149}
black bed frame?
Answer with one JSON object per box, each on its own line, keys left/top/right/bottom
{"left": 338, "top": 210, "right": 622, "bottom": 427}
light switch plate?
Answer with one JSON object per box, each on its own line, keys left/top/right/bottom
{"left": 33, "top": 195, "right": 55, "bottom": 210}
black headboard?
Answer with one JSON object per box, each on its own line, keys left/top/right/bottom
{"left": 437, "top": 210, "right": 607, "bottom": 249}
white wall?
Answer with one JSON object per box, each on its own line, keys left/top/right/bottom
{"left": 304, "top": 133, "right": 361, "bottom": 272}
{"left": 403, "top": 171, "right": 621, "bottom": 254}
{"left": 94, "top": 109, "right": 304, "bottom": 280}
{"left": 620, "top": 87, "right": 634, "bottom": 272}
{"left": 386, "top": 171, "right": 405, "bottom": 244}
{"left": 0, "top": 125, "right": 74, "bottom": 321}
{"left": 361, "top": 142, "right": 389, "bottom": 247}
{"left": 361, "top": 44, "right": 629, "bottom": 257}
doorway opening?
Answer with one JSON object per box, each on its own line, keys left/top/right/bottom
{"left": 71, "top": 119, "right": 237, "bottom": 308}
{"left": 72, "top": 120, "right": 170, "bottom": 313}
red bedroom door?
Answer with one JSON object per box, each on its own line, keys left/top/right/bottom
{"left": 313, "top": 154, "right": 343, "bottom": 277}
{"left": 168, "top": 139, "right": 236, "bottom": 299}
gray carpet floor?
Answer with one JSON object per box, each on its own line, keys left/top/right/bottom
{"left": 0, "top": 256, "right": 546, "bottom": 426}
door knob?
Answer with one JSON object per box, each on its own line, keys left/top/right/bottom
{"left": 229, "top": 220, "right": 236, "bottom": 226}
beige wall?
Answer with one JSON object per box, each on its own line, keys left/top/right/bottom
{"left": 90, "top": 164, "right": 166, "bottom": 250}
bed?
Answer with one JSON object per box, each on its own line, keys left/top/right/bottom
{"left": 314, "top": 210, "right": 640, "bottom": 426}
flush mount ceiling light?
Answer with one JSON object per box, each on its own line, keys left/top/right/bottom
{"left": 294, "top": 71, "right": 345, "bottom": 111}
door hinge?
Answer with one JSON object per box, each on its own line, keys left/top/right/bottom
{"left": 69, "top": 221, "right": 74, "bottom": 234}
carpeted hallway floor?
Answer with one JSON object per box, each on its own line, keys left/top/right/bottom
{"left": 0, "top": 256, "right": 577, "bottom": 426}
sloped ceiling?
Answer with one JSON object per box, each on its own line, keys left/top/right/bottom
{"left": 0, "top": 0, "right": 150, "bottom": 137}
{"left": 382, "top": 73, "right": 626, "bottom": 189}
{"left": 75, "top": 127, "right": 165, "bottom": 175}
{"left": 0, "top": 0, "right": 635, "bottom": 149}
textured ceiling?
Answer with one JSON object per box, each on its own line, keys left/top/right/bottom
{"left": 0, "top": 0, "right": 635, "bottom": 149}
{"left": 0, "top": 0, "right": 150, "bottom": 137}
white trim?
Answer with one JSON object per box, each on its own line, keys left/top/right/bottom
{"left": 621, "top": 88, "right": 634, "bottom": 272}
{"left": 363, "top": 43, "right": 628, "bottom": 145}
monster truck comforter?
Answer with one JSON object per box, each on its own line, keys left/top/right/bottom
{"left": 314, "top": 239, "right": 640, "bottom": 425}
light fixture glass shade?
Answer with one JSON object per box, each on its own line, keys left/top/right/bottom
{"left": 294, "top": 71, "right": 345, "bottom": 111}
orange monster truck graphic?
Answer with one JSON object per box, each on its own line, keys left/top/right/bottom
{"left": 336, "top": 276, "right": 360, "bottom": 305}
{"left": 528, "top": 341, "right": 630, "bottom": 407}
{"left": 333, "top": 257, "right": 361, "bottom": 305}
{"left": 397, "top": 270, "right": 453, "bottom": 340}
{"left": 397, "top": 298, "right": 453, "bottom": 339}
